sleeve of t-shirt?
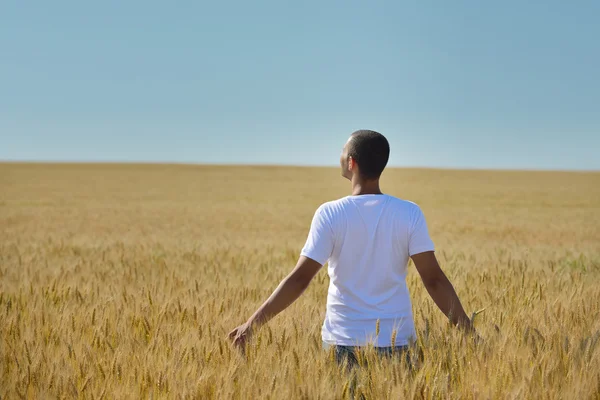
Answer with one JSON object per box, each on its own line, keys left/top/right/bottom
{"left": 300, "top": 205, "right": 334, "bottom": 266}
{"left": 408, "top": 206, "right": 435, "bottom": 256}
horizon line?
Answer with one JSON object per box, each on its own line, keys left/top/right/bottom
{"left": 1, "top": 160, "right": 598, "bottom": 173}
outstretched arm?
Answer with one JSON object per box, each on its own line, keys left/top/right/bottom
{"left": 411, "top": 251, "right": 474, "bottom": 332}
{"left": 228, "top": 256, "right": 322, "bottom": 348}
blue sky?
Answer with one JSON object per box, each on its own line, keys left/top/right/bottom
{"left": 1, "top": 1, "right": 599, "bottom": 170}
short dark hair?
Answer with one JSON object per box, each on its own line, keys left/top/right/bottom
{"left": 347, "top": 130, "right": 390, "bottom": 179}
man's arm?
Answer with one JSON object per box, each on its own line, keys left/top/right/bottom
{"left": 228, "top": 256, "right": 322, "bottom": 348}
{"left": 411, "top": 251, "right": 474, "bottom": 332}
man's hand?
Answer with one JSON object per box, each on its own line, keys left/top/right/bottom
{"left": 228, "top": 322, "right": 253, "bottom": 350}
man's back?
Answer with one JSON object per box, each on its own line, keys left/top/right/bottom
{"left": 301, "top": 194, "right": 434, "bottom": 347}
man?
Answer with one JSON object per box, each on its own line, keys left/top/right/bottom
{"left": 229, "top": 130, "right": 474, "bottom": 366}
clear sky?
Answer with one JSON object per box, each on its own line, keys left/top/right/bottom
{"left": 1, "top": 1, "right": 599, "bottom": 170}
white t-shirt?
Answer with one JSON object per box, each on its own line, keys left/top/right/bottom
{"left": 301, "top": 194, "right": 434, "bottom": 347}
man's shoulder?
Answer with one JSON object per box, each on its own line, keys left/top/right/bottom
{"left": 387, "top": 196, "right": 422, "bottom": 211}
{"left": 315, "top": 197, "right": 350, "bottom": 215}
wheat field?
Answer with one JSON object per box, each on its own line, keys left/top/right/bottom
{"left": 1, "top": 163, "right": 599, "bottom": 399}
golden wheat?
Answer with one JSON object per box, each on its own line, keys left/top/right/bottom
{"left": 1, "top": 163, "right": 599, "bottom": 399}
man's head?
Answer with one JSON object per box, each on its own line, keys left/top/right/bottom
{"left": 340, "top": 130, "right": 390, "bottom": 181}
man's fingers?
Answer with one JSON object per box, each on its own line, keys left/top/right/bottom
{"left": 228, "top": 328, "right": 238, "bottom": 340}
{"left": 228, "top": 324, "right": 251, "bottom": 350}
{"left": 234, "top": 336, "right": 246, "bottom": 349}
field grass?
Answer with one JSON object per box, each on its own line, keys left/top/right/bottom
{"left": 1, "top": 163, "right": 599, "bottom": 399}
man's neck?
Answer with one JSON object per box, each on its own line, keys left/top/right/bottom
{"left": 351, "top": 178, "right": 383, "bottom": 196}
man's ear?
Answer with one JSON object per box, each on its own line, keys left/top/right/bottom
{"left": 348, "top": 156, "right": 356, "bottom": 172}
